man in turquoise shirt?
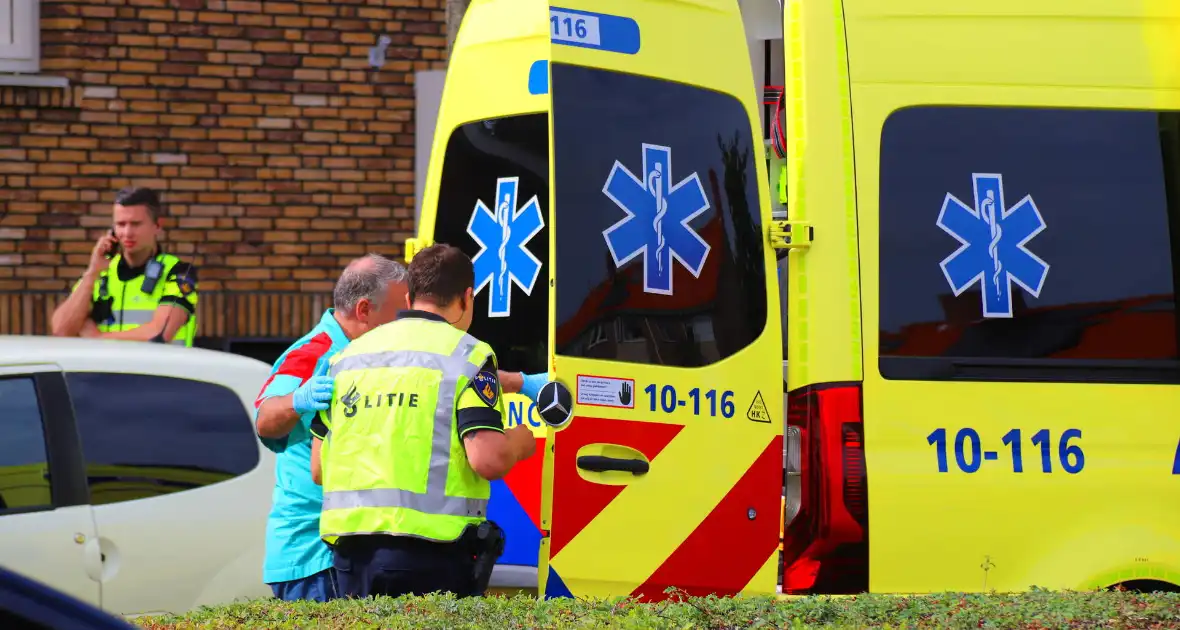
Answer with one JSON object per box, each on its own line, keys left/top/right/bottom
{"left": 253, "top": 254, "right": 409, "bottom": 600}
{"left": 254, "top": 253, "right": 549, "bottom": 601}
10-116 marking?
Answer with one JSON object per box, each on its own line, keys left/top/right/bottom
{"left": 928, "top": 428, "right": 1085, "bottom": 474}
{"left": 644, "top": 383, "right": 734, "bottom": 418}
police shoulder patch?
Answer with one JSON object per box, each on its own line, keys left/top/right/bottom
{"left": 171, "top": 263, "right": 198, "bottom": 297}
{"left": 471, "top": 370, "right": 499, "bottom": 407}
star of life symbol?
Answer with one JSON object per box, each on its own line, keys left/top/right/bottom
{"left": 466, "top": 177, "right": 544, "bottom": 318}
{"left": 937, "top": 173, "right": 1050, "bottom": 318}
{"left": 601, "top": 143, "right": 711, "bottom": 295}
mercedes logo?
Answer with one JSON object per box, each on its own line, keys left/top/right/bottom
{"left": 536, "top": 379, "right": 575, "bottom": 429}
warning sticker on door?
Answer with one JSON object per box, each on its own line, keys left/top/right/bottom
{"left": 576, "top": 374, "right": 636, "bottom": 409}
{"left": 747, "top": 390, "right": 771, "bottom": 423}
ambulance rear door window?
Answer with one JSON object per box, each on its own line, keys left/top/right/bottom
{"left": 432, "top": 114, "right": 550, "bottom": 375}
{"left": 878, "top": 106, "right": 1180, "bottom": 384}
{"left": 550, "top": 63, "right": 767, "bottom": 369}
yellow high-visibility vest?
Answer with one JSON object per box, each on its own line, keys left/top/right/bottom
{"left": 318, "top": 316, "right": 502, "bottom": 544}
{"left": 86, "top": 252, "right": 198, "bottom": 347}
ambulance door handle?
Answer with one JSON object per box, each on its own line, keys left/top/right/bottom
{"left": 576, "top": 455, "right": 649, "bottom": 475}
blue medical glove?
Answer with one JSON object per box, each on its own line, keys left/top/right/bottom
{"left": 292, "top": 375, "right": 333, "bottom": 415}
{"left": 520, "top": 372, "right": 549, "bottom": 402}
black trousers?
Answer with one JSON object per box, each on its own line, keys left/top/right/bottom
{"left": 332, "top": 534, "right": 477, "bottom": 599}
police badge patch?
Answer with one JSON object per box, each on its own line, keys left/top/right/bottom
{"left": 471, "top": 370, "right": 499, "bottom": 407}
{"left": 175, "top": 271, "right": 195, "bottom": 296}
{"left": 168, "top": 263, "right": 198, "bottom": 298}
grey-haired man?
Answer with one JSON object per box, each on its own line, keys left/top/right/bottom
{"left": 252, "top": 253, "right": 541, "bottom": 601}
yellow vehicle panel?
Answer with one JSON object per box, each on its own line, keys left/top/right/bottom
{"left": 539, "top": 0, "right": 783, "bottom": 601}
{"left": 781, "top": 0, "right": 864, "bottom": 393}
{"left": 829, "top": 0, "right": 1180, "bottom": 592}
{"left": 412, "top": 0, "right": 549, "bottom": 251}
{"left": 504, "top": 392, "right": 550, "bottom": 437}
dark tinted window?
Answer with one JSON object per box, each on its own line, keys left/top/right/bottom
{"left": 66, "top": 373, "right": 259, "bottom": 504}
{"left": 0, "top": 378, "right": 51, "bottom": 511}
{"left": 551, "top": 63, "right": 767, "bottom": 368}
{"left": 432, "top": 113, "right": 549, "bottom": 374}
{"left": 880, "top": 107, "right": 1180, "bottom": 382}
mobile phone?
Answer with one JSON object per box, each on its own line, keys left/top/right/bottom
{"left": 105, "top": 229, "right": 119, "bottom": 258}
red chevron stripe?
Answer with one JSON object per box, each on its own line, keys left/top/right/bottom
{"left": 503, "top": 437, "right": 545, "bottom": 531}
{"left": 631, "top": 434, "right": 784, "bottom": 602}
{"left": 550, "top": 416, "right": 683, "bottom": 557}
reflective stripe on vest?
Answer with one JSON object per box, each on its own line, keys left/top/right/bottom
{"left": 117, "top": 309, "right": 155, "bottom": 327}
{"left": 112, "top": 309, "right": 187, "bottom": 345}
{"left": 323, "top": 336, "right": 486, "bottom": 519}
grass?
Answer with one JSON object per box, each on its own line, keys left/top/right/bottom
{"left": 134, "top": 588, "right": 1180, "bottom": 629}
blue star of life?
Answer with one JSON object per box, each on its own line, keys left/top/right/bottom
{"left": 601, "top": 143, "right": 711, "bottom": 295}
{"left": 937, "top": 173, "right": 1050, "bottom": 318}
{"left": 466, "top": 176, "right": 545, "bottom": 318}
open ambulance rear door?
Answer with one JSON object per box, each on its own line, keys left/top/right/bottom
{"left": 538, "top": 0, "right": 786, "bottom": 600}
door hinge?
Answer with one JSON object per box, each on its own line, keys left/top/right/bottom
{"left": 769, "top": 220, "right": 812, "bottom": 251}
{"left": 403, "top": 237, "right": 434, "bottom": 263}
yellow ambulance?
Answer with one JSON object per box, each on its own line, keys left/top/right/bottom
{"left": 408, "top": 0, "right": 1180, "bottom": 598}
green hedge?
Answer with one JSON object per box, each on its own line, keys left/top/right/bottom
{"left": 136, "top": 589, "right": 1180, "bottom": 629}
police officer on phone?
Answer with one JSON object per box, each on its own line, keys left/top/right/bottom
{"left": 50, "top": 186, "right": 199, "bottom": 346}
{"left": 309, "top": 243, "right": 542, "bottom": 599}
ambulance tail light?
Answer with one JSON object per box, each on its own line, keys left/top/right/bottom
{"left": 842, "top": 423, "right": 867, "bottom": 527}
{"left": 781, "top": 383, "right": 868, "bottom": 594}
{"left": 783, "top": 425, "right": 802, "bottom": 525}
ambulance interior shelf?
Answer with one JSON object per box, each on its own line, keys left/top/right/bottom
{"left": 764, "top": 84, "right": 793, "bottom": 364}
{"left": 764, "top": 84, "right": 789, "bottom": 260}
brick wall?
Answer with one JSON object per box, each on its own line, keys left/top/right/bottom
{"left": 0, "top": 0, "right": 445, "bottom": 336}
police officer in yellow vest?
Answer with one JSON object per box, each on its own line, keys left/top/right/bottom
{"left": 309, "top": 243, "right": 538, "bottom": 599}
{"left": 51, "top": 187, "right": 199, "bottom": 346}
